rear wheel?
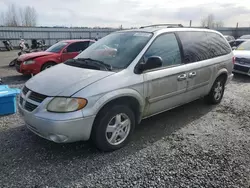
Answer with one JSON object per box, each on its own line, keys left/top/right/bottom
{"left": 91, "top": 105, "right": 135, "bottom": 151}
{"left": 206, "top": 76, "right": 226, "bottom": 104}
{"left": 41, "top": 62, "right": 56, "bottom": 71}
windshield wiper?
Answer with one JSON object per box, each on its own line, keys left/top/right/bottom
{"left": 77, "top": 58, "right": 112, "bottom": 71}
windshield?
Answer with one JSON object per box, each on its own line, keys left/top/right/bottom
{"left": 239, "top": 35, "right": 250, "bottom": 39}
{"left": 236, "top": 41, "right": 250, "bottom": 51}
{"left": 75, "top": 32, "right": 153, "bottom": 69}
{"left": 46, "top": 42, "right": 68, "bottom": 53}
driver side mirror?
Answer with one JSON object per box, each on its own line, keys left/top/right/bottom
{"left": 232, "top": 46, "right": 237, "bottom": 50}
{"left": 135, "top": 56, "right": 163, "bottom": 74}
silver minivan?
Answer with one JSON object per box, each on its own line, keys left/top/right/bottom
{"left": 19, "top": 25, "right": 234, "bottom": 151}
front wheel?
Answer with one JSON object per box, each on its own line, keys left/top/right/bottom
{"left": 206, "top": 77, "right": 226, "bottom": 104}
{"left": 41, "top": 62, "right": 56, "bottom": 71}
{"left": 91, "top": 105, "right": 135, "bottom": 151}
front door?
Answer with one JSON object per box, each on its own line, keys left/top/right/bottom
{"left": 142, "top": 33, "right": 189, "bottom": 117}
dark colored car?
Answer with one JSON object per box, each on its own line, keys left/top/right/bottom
{"left": 16, "top": 39, "right": 95, "bottom": 75}
{"left": 224, "top": 35, "right": 235, "bottom": 47}
{"left": 234, "top": 35, "right": 250, "bottom": 47}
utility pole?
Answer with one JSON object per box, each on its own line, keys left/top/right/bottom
{"left": 189, "top": 20, "right": 192, "bottom": 27}
{"left": 235, "top": 22, "right": 239, "bottom": 39}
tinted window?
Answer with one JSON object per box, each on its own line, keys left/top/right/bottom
{"left": 177, "top": 31, "right": 210, "bottom": 63}
{"left": 67, "top": 42, "right": 89, "bottom": 52}
{"left": 207, "top": 32, "right": 231, "bottom": 57}
{"left": 144, "top": 33, "right": 182, "bottom": 67}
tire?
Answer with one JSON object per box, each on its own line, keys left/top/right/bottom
{"left": 9, "top": 58, "right": 17, "bottom": 67}
{"left": 41, "top": 62, "right": 56, "bottom": 71}
{"left": 91, "top": 105, "right": 135, "bottom": 152}
{"left": 205, "top": 76, "right": 226, "bottom": 104}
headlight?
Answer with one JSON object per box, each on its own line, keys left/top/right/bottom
{"left": 23, "top": 60, "right": 35, "bottom": 65}
{"left": 47, "top": 97, "right": 87, "bottom": 113}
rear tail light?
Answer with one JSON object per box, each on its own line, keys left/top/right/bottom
{"left": 232, "top": 56, "right": 235, "bottom": 64}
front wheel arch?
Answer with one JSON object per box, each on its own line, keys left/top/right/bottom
{"left": 41, "top": 61, "right": 57, "bottom": 71}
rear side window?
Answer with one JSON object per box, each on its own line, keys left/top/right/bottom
{"left": 177, "top": 31, "right": 210, "bottom": 63}
{"left": 207, "top": 32, "right": 231, "bottom": 57}
{"left": 144, "top": 33, "right": 182, "bottom": 67}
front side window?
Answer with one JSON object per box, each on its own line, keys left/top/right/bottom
{"left": 75, "top": 32, "right": 153, "bottom": 69}
{"left": 144, "top": 33, "right": 182, "bottom": 67}
{"left": 46, "top": 42, "right": 68, "bottom": 53}
{"left": 177, "top": 31, "right": 210, "bottom": 63}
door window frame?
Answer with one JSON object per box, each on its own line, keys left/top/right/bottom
{"left": 134, "top": 32, "right": 186, "bottom": 74}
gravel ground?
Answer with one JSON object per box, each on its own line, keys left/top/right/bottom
{"left": 0, "top": 51, "right": 250, "bottom": 188}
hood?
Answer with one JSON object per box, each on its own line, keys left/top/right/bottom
{"left": 233, "top": 50, "right": 250, "bottom": 59}
{"left": 18, "top": 51, "right": 55, "bottom": 61}
{"left": 235, "top": 38, "right": 250, "bottom": 42}
{"left": 25, "top": 64, "right": 115, "bottom": 96}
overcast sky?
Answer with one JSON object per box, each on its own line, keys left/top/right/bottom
{"left": 1, "top": 0, "right": 250, "bottom": 27}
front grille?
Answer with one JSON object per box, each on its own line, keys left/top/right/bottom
{"left": 29, "top": 92, "right": 47, "bottom": 103}
{"left": 20, "top": 86, "right": 47, "bottom": 112}
{"left": 20, "top": 96, "right": 23, "bottom": 105}
{"left": 24, "top": 101, "right": 38, "bottom": 112}
{"left": 235, "top": 57, "right": 250, "bottom": 65}
{"left": 234, "top": 64, "right": 250, "bottom": 73}
{"left": 22, "top": 86, "right": 29, "bottom": 95}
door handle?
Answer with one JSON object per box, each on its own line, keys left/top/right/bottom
{"left": 177, "top": 74, "right": 187, "bottom": 81}
{"left": 188, "top": 72, "right": 196, "bottom": 78}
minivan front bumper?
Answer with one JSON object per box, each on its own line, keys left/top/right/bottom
{"left": 19, "top": 103, "right": 95, "bottom": 143}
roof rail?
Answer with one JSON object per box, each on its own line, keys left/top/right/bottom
{"left": 140, "top": 24, "right": 183, "bottom": 29}
{"left": 185, "top": 26, "right": 210, "bottom": 29}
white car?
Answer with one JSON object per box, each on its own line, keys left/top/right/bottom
{"left": 233, "top": 41, "right": 250, "bottom": 76}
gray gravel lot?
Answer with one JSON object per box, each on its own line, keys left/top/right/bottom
{"left": 0, "top": 51, "right": 250, "bottom": 188}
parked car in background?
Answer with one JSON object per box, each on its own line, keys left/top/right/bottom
{"left": 19, "top": 26, "right": 233, "bottom": 151}
{"left": 224, "top": 35, "right": 235, "bottom": 47}
{"left": 16, "top": 39, "right": 95, "bottom": 75}
{"left": 234, "top": 35, "right": 250, "bottom": 47}
{"left": 233, "top": 41, "right": 250, "bottom": 76}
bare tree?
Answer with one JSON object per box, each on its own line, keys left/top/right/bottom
{"left": 23, "top": 6, "right": 37, "bottom": 26}
{"left": 0, "top": 12, "right": 5, "bottom": 26}
{"left": 0, "top": 4, "right": 37, "bottom": 26}
{"left": 215, "top": 21, "right": 224, "bottom": 28}
{"left": 201, "top": 14, "right": 224, "bottom": 28}
{"left": 4, "top": 4, "right": 20, "bottom": 26}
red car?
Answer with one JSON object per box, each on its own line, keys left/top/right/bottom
{"left": 16, "top": 39, "right": 95, "bottom": 75}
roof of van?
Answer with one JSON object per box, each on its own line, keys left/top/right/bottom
{"left": 117, "top": 27, "right": 215, "bottom": 33}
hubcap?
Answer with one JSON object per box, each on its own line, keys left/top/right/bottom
{"left": 214, "top": 81, "right": 223, "bottom": 101}
{"left": 105, "top": 113, "right": 131, "bottom": 146}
